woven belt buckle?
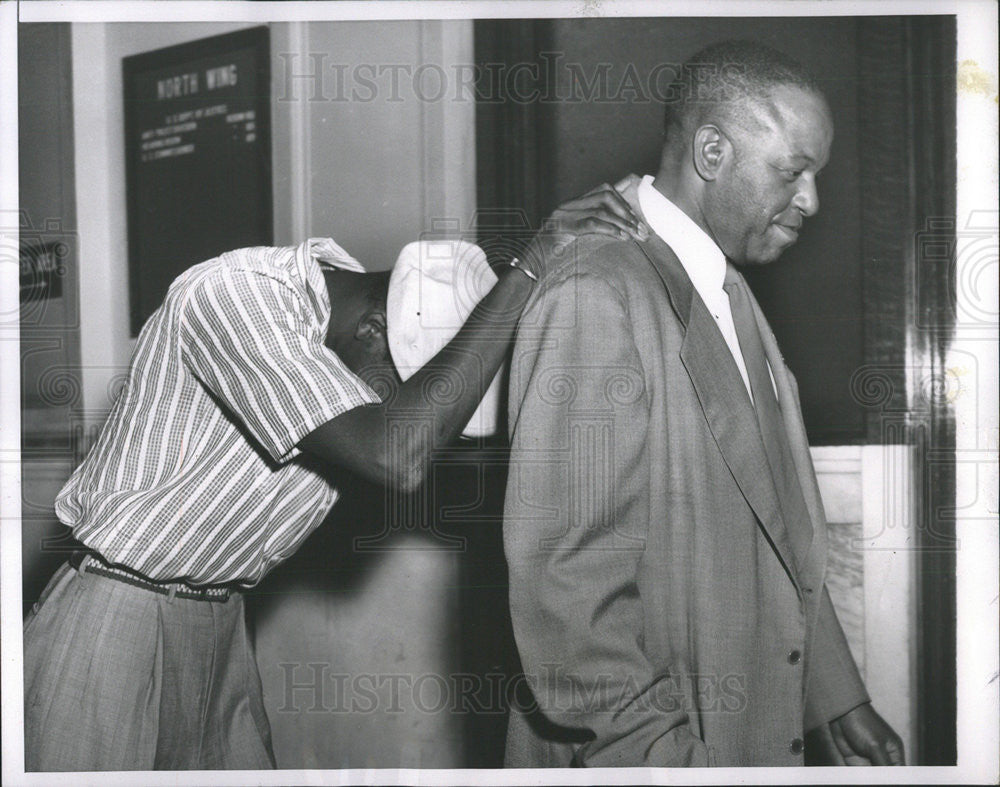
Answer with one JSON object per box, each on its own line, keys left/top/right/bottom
{"left": 176, "top": 583, "right": 231, "bottom": 602}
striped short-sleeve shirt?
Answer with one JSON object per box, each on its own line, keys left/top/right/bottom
{"left": 55, "top": 239, "right": 381, "bottom": 587}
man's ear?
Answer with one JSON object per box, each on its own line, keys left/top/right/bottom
{"left": 692, "top": 124, "right": 729, "bottom": 181}
{"left": 355, "top": 308, "right": 387, "bottom": 342}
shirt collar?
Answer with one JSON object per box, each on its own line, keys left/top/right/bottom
{"left": 309, "top": 237, "right": 367, "bottom": 273}
{"left": 637, "top": 174, "right": 727, "bottom": 295}
{"left": 295, "top": 238, "right": 367, "bottom": 332}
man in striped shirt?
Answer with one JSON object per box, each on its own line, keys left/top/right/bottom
{"left": 23, "top": 183, "right": 647, "bottom": 771}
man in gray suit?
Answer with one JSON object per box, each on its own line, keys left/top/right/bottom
{"left": 502, "top": 40, "right": 905, "bottom": 767}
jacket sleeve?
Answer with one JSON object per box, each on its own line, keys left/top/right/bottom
{"left": 803, "top": 586, "right": 872, "bottom": 730}
{"left": 503, "top": 266, "right": 709, "bottom": 767}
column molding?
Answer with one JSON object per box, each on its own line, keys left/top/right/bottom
{"left": 419, "top": 20, "right": 476, "bottom": 238}
{"left": 861, "top": 444, "right": 918, "bottom": 764}
{"left": 270, "top": 21, "right": 311, "bottom": 245}
{"left": 71, "top": 23, "right": 130, "bottom": 421}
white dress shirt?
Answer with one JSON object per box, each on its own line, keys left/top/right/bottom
{"left": 637, "top": 174, "right": 766, "bottom": 402}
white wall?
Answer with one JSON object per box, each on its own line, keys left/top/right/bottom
{"left": 813, "top": 445, "right": 917, "bottom": 761}
{"left": 293, "top": 21, "right": 476, "bottom": 269}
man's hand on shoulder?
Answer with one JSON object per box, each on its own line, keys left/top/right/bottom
{"left": 519, "top": 175, "right": 650, "bottom": 280}
{"left": 805, "top": 702, "right": 905, "bottom": 765}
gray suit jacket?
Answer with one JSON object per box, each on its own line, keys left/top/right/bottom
{"left": 502, "top": 223, "right": 869, "bottom": 767}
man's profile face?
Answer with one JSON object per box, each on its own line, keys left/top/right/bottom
{"left": 707, "top": 85, "right": 834, "bottom": 266}
{"left": 323, "top": 270, "right": 396, "bottom": 385}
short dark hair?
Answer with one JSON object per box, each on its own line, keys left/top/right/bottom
{"left": 361, "top": 270, "right": 390, "bottom": 311}
{"left": 663, "top": 40, "right": 823, "bottom": 143}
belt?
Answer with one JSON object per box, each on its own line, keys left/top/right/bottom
{"left": 69, "top": 550, "right": 233, "bottom": 602}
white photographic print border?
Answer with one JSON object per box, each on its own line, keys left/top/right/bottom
{"left": 1, "top": 1, "right": 996, "bottom": 785}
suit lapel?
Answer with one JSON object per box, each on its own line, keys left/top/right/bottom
{"left": 636, "top": 235, "right": 803, "bottom": 590}
{"left": 748, "top": 292, "right": 823, "bottom": 584}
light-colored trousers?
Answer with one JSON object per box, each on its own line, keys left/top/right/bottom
{"left": 23, "top": 560, "right": 276, "bottom": 771}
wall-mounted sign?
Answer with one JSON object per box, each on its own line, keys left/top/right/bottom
{"left": 123, "top": 27, "right": 272, "bottom": 335}
{"left": 20, "top": 241, "right": 67, "bottom": 302}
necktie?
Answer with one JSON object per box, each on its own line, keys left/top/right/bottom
{"left": 723, "top": 267, "right": 812, "bottom": 574}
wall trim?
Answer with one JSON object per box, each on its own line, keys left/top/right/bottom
{"left": 418, "top": 20, "right": 476, "bottom": 239}
{"left": 71, "top": 23, "right": 129, "bottom": 419}
{"left": 289, "top": 21, "right": 311, "bottom": 242}
{"left": 861, "top": 444, "right": 918, "bottom": 764}
{"left": 810, "top": 444, "right": 918, "bottom": 761}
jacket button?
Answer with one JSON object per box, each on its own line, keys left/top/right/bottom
{"left": 790, "top": 738, "right": 804, "bottom": 755}
{"left": 788, "top": 649, "right": 802, "bottom": 664}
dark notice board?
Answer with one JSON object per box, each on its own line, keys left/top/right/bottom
{"left": 123, "top": 27, "right": 272, "bottom": 335}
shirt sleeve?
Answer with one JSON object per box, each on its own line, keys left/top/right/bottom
{"left": 178, "top": 266, "right": 381, "bottom": 463}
